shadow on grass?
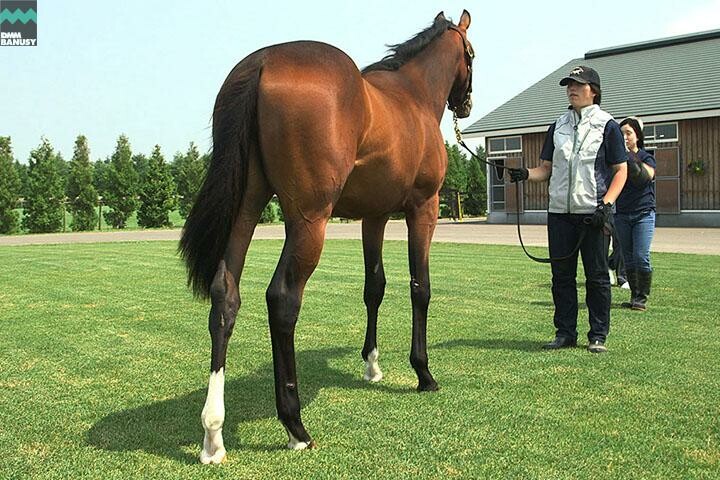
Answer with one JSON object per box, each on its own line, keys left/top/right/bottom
{"left": 435, "top": 338, "right": 542, "bottom": 352}
{"left": 86, "top": 346, "right": 410, "bottom": 464}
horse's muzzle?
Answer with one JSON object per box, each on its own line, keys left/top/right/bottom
{"left": 454, "top": 96, "right": 472, "bottom": 119}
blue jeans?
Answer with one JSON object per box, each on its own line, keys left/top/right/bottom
{"left": 547, "top": 213, "right": 611, "bottom": 343}
{"left": 614, "top": 210, "right": 655, "bottom": 273}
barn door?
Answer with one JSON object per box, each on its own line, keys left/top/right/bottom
{"left": 504, "top": 157, "right": 523, "bottom": 214}
{"left": 653, "top": 147, "right": 680, "bottom": 214}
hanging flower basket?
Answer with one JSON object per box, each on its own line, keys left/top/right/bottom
{"left": 688, "top": 160, "right": 705, "bottom": 175}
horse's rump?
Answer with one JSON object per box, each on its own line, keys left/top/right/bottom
{"left": 256, "top": 41, "right": 372, "bottom": 217}
{"left": 182, "top": 41, "right": 374, "bottom": 296}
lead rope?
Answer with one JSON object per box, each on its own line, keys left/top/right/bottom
{"left": 451, "top": 113, "right": 587, "bottom": 264}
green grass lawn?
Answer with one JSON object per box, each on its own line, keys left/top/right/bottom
{"left": 0, "top": 240, "right": 718, "bottom": 479}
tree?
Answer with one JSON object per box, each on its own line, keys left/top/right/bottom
{"left": 22, "top": 138, "right": 65, "bottom": 233}
{"left": 442, "top": 142, "right": 469, "bottom": 193}
{"left": 54, "top": 152, "right": 69, "bottom": 195}
{"left": 93, "top": 158, "right": 111, "bottom": 198}
{"left": 440, "top": 142, "right": 469, "bottom": 219}
{"left": 464, "top": 145, "right": 488, "bottom": 216}
{"left": 0, "top": 137, "right": 21, "bottom": 233}
{"left": 14, "top": 160, "right": 29, "bottom": 198}
{"left": 133, "top": 153, "right": 149, "bottom": 180}
{"left": 260, "top": 197, "right": 283, "bottom": 223}
{"left": 172, "top": 142, "right": 207, "bottom": 218}
{"left": 200, "top": 152, "right": 211, "bottom": 170}
{"left": 137, "top": 145, "right": 176, "bottom": 228}
{"left": 66, "top": 135, "right": 97, "bottom": 231}
{"left": 104, "top": 135, "right": 139, "bottom": 229}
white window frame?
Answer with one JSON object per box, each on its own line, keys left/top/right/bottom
{"left": 487, "top": 136, "right": 522, "bottom": 154}
{"left": 644, "top": 122, "right": 679, "bottom": 145}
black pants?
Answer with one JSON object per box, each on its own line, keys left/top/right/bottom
{"left": 608, "top": 229, "right": 627, "bottom": 283}
{"left": 548, "top": 213, "right": 611, "bottom": 343}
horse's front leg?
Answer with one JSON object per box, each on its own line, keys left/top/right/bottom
{"left": 361, "top": 216, "right": 389, "bottom": 382}
{"left": 406, "top": 197, "right": 440, "bottom": 391}
{"left": 266, "top": 217, "right": 328, "bottom": 449}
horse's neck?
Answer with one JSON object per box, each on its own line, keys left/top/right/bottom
{"left": 395, "top": 35, "right": 460, "bottom": 121}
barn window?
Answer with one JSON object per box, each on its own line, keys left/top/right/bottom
{"left": 488, "top": 136, "right": 522, "bottom": 154}
{"left": 644, "top": 122, "right": 678, "bottom": 144}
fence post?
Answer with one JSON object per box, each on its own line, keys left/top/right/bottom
{"left": 456, "top": 191, "right": 463, "bottom": 222}
{"left": 62, "top": 197, "right": 67, "bottom": 232}
{"left": 97, "top": 196, "right": 103, "bottom": 231}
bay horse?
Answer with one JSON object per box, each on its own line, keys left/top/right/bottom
{"left": 179, "top": 10, "right": 474, "bottom": 463}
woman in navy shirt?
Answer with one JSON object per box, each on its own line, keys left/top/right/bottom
{"left": 616, "top": 117, "right": 656, "bottom": 311}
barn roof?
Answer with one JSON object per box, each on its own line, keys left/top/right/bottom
{"left": 464, "top": 29, "right": 720, "bottom": 136}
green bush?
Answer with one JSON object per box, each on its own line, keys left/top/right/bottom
{"left": 0, "top": 137, "right": 21, "bottom": 234}
{"left": 260, "top": 197, "right": 283, "bottom": 223}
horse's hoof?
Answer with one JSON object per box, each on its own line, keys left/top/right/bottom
{"left": 286, "top": 429, "right": 314, "bottom": 451}
{"left": 287, "top": 439, "right": 312, "bottom": 450}
{"left": 363, "top": 348, "right": 383, "bottom": 382}
{"left": 200, "top": 447, "right": 227, "bottom": 464}
{"left": 363, "top": 370, "right": 383, "bottom": 382}
{"left": 417, "top": 381, "right": 440, "bottom": 392}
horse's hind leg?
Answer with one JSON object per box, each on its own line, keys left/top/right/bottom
{"left": 200, "top": 260, "right": 237, "bottom": 465}
{"left": 361, "top": 216, "right": 389, "bottom": 382}
{"left": 200, "top": 156, "right": 272, "bottom": 464}
{"left": 266, "top": 215, "right": 329, "bottom": 450}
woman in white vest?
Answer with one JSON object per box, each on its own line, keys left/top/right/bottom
{"left": 509, "top": 65, "right": 628, "bottom": 353}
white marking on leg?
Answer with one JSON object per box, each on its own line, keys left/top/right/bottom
{"left": 285, "top": 426, "right": 310, "bottom": 450}
{"left": 200, "top": 368, "right": 227, "bottom": 464}
{"left": 363, "top": 347, "right": 383, "bottom": 382}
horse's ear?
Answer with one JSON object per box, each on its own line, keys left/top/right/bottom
{"left": 458, "top": 10, "right": 471, "bottom": 30}
{"left": 434, "top": 11, "right": 446, "bottom": 23}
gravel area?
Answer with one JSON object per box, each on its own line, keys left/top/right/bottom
{"left": 1, "top": 219, "right": 718, "bottom": 255}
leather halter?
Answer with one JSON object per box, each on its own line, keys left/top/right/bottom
{"left": 446, "top": 25, "right": 474, "bottom": 114}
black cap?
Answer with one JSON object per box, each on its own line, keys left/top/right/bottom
{"left": 559, "top": 66, "right": 600, "bottom": 87}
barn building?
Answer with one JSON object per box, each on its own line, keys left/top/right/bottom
{"left": 463, "top": 29, "right": 720, "bottom": 226}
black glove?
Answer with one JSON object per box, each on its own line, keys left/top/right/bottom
{"left": 508, "top": 167, "right": 529, "bottom": 183}
{"left": 591, "top": 202, "right": 613, "bottom": 229}
{"left": 627, "top": 158, "right": 652, "bottom": 187}
{"left": 627, "top": 158, "right": 642, "bottom": 176}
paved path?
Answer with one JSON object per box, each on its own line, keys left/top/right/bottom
{"left": 2, "top": 219, "right": 718, "bottom": 255}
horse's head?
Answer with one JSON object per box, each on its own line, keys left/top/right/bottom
{"left": 444, "top": 10, "right": 474, "bottom": 119}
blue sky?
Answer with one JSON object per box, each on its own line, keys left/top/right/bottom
{"left": 2, "top": 0, "right": 719, "bottom": 163}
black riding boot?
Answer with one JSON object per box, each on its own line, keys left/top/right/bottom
{"left": 621, "top": 269, "right": 638, "bottom": 308}
{"left": 632, "top": 271, "right": 652, "bottom": 311}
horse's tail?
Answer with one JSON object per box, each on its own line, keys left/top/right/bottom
{"left": 179, "top": 53, "right": 265, "bottom": 299}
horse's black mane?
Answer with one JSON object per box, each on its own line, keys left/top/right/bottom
{"left": 362, "top": 18, "right": 453, "bottom": 74}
